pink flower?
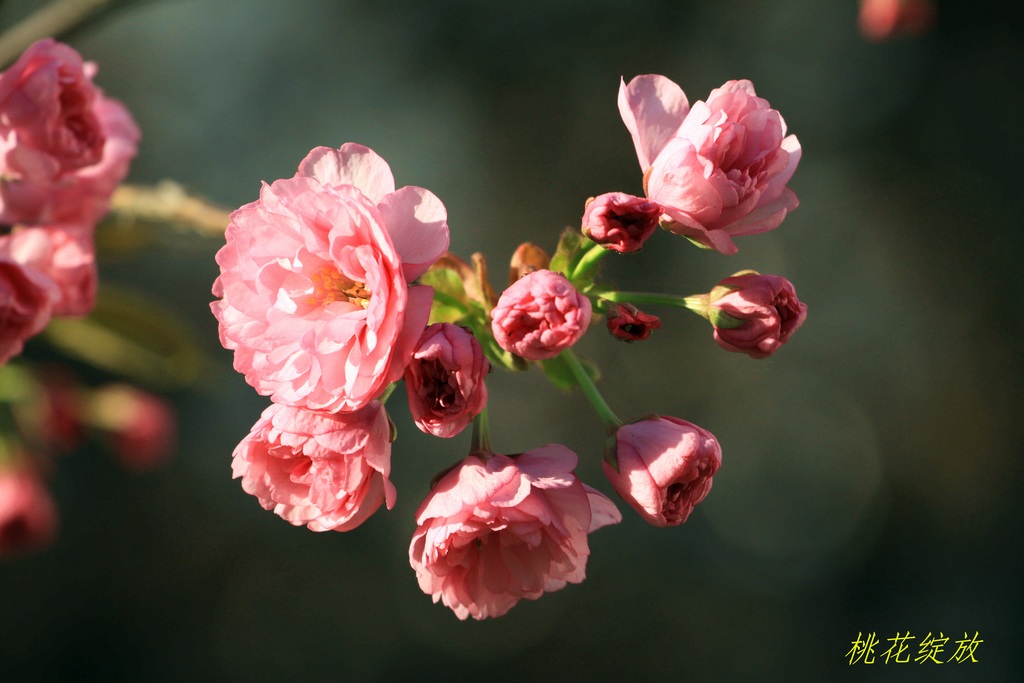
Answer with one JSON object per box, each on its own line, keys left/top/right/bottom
{"left": 409, "top": 445, "right": 621, "bottom": 620}
{"left": 88, "top": 384, "right": 177, "bottom": 472}
{"left": 605, "top": 302, "right": 661, "bottom": 342}
{"left": 405, "top": 323, "right": 489, "bottom": 438}
{"left": 859, "top": 0, "right": 935, "bottom": 41}
{"left": 581, "top": 192, "right": 662, "bottom": 253}
{"left": 619, "top": 75, "right": 801, "bottom": 254}
{"left": 0, "top": 463, "right": 58, "bottom": 559}
{"left": 490, "top": 269, "right": 592, "bottom": 361}
{"left": 605, "top": 415, "right": 721, "bottom": 527}
{"left": 212, "top": 143, "right": 449, "bottom": 412}
{"left": 707, "top": 271, "right": 807, "bottom": 359}
{"left": 0, "top": 224, "right": 96, "bottom": 316}
{"left": 0, "top": 255, "right": 57, "bottom": 364}
{"left": 231, "top": 401, "right": 395, "bottom": 532}
{"left": 0, "top": 39, "right": 139, "bottom": 227}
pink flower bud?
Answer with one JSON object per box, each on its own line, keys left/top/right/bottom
{"left": 581, "top": 192, "right": 662, "bottom": 253}
{"left": 605, "top": 415, "right": 721, "bottom": 527}
{"left": 859, "top": 0, "right": 935, "bottom": 41}
{"left": 405, "top": 323, "right": 489, "bottom": 438}
{"left": 409, "top": 445, "right": 621, "bottom": 620}
{"left": 707, "top": 271, "right": 807, "bottom": 359}
{"left": 89, "top": 384, "right": 177, "bottom": 472}
{"left": 605, "top": 302, "right": 661, "bottom": 342}
{"left": 231, "top": 402, "right": 395, "bottom": 532}
{"left": 490, "top": 269, "right": 592, "bottom": 361}
{"left": 0, "top": 255, "right": 57, "bottom": 364}
{"left": 0, "top": 463, "right": 58, "bottom": 559}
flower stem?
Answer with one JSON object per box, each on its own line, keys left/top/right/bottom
{"left": 470, "top": 404, "right": 492, "bottom": 458}
{"left": 561, "top": 349, "right": 622, "bottom": 435}
{"left": 600, "top": 290, "right": 709, "bottom": 318}
{"left": 570, "top": 243, "right": 608, "bottom": 284}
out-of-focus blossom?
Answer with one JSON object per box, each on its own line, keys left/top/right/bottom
{"left": 605, "top": 415, "right": 721, "bottom": 527}
{"left": 605, "top": 302, "right": 661, "bottom": 342}
{"left": 0, "top": 463, "right": 58, "bottom": 558}
{"left": 859, "top": 0, "right": 935, "bottom": 41}
{"left": 0, "top": 225, "right": 95, "bottom": 316}
{"left": 405, "top": 323, "right": 489, "bottom": 438}
{"left": 491, "top": 269, "right": 591, "bottom": 361}
{"left": 0, "top": 39, "right": 139, "bottom": 227}
{"left": 706, "top": 271, "right": 807, "bottom": 359}
{"left": 409, "top": 445, "right": 621, "bottom": 620}
{"left": 619, "top": 75, "right": 800, "bottom": 254}
{"left": 88, "top": 384, "right": 177, "bottom": 472}
{"left": 0, "top": 255, "right": 57, "bottom": 364}
{"left": 212, "top": 143, "right": 449, "bottom": 412}
{"left": 232, "top": 401, "right": 395, "bottom": 532}
{"left": 581, "top": 192, "right": 662, "bottom": 253}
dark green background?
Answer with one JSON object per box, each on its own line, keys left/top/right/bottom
{"left": 0, "top": 0, "right": 1020, "bottom": 680}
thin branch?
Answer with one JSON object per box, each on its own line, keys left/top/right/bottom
{"left": 0, "top": 0, "right": 111, "bottom": 67}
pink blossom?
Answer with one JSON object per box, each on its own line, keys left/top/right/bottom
{"left": 707, "top": 271, "right": 807, "bottom": 359}
{"left": 232, "top": 401, "right": 395, "bottom": 532}
{"left": 581, "top": 192, "right": 662, "bottom": 253}
{"left": 605, "top": 302, "right": 661, "bottom": 342}
{"left": 212, "top": 143, "right": 449, "bottom": 412}
{"left": 0, "top": 39, "right": 139, "bottom": 227}
{"left": 605, "top": 415, "right": 721, "bottom": 527}
{"left": 490, "top": 269, "right": 592, "bottom": 361}
{"left": 0, "top": 463, "right": 58, "bottom": 558}
{"left": 405, "top": 323, "right": 489, "bottom": 438}
{"left": 0, "top": 255, "right": 57, "bottom": 364}
{"left": 859, "top": 0, "right": 935, "bottom": 41}
{"left": 0, "top": 225, "right": 96, "bottom": 316}
{"left": 89, "top": 384, "right": 177, "bottom": 472}
{"left": 409, "top": 445, "right": 621, "bottom": 620}
{"left": 619, "top": 75, "right": 801, "bottom": 254}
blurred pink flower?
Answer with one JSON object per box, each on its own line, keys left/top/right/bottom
{"left": 581, "top": 192, "right": 662, "bottom": 253}
{"left": 707, "top": 271, "right": 807, "bottom": 359}
{"left": 212, "top": 143, "right": 449, "bottom": 412}
{"left": 619, "top": 75, "right": 800, "bottom": 254}
{"left": 0, "top": 38, "right": 139, "bottom": 227}
{"left": 859, "top": 0, "right": 935, "bottom": 41}
{"left": 0, "top": 255, "right": 57, "bottom": 364}
{"left": 405, "top": 323, "right": 489, "bottom": 438}
{"left": 409, "top": 445, "right": 620, "bottom": 620}
{"left": 605, "top": 302, "right": 661, "bottom": 342}
{"left": 89, "top": 384, "right": 177, "bottom": 472}
{"left": 605, "top": 415, "right": 721, "bottom": 527}
{"left": 491, "top": 269, "right": 591, "bottom": 361}
{"left": 0, "top": 225, "right": 96, "bottom": 316}
{"left": 0, "top": 463, "right": 58, "bottom": 559}
{"left": 232, "top": 401, "right": 395, "bottom": 532}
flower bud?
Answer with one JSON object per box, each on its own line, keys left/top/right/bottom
{"left": 490, "top": 269, "right": 591, "bottom": 361}
{"left": 0, "top": 462, "right": 58, "bottom": 558}
{"left": 581, "top": 192, "right": 662, "bottom": 253}
{"left": 604, "top": 415, "right": 721, "bottom": 527}
{"left": 405, "top": 323, "right": 489, "bottom": 438}
{"left": 707, "top": 271, "right": 807, "bottom": 359}
{"left": 605, "top": 302, "right": 661, "bottom": 342}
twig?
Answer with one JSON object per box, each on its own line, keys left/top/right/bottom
{"left": 0, "top": 0, "right": 111, "bottom": 67}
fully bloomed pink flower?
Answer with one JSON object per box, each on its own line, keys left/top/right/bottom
{"left": 0, "top": 39, "right": 139, "bottom": 227}
{"left": 409, "top": 445, "right": 621, "bottom": 620}
{"left": 232, "top": 401, "right": 395, "bottom": 532}
{"left": 490, "top": 269, "right": 591, "bottom": 361}
{"left": 405, "top": 323, "right": 489, "bottom": 438}
{"left": 619, "top": 75, "right": 801, "bottom": 254}
{"left": 605, "top": 415, "right": 721, "bottom": 527}
{"left": 0, "top": 463, "right": 58, "bottom": 559}
{"left": 0, "top": 224, "right": 95, "bottom": 316}
{"left": 581, "top": 192, "right": 662, "bottom": 253}
{"left": 707, "top": 271, "right": 807, "bottom": 359}
{"left": 212, "top": 144, "right": 449, "bottom": 412}
{"left": 0, "top": 255, "right": 57, "bottom": 364}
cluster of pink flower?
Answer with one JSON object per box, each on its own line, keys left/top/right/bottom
{"left": 212, "top": 74, "right": 808, "bottom": 620}
{"left": 0, "top": 40, "right": 175, "bottom": 559}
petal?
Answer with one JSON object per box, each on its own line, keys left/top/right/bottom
{"left": 376, "top": 185, "right": 450, "bottom": 282}
{"left": 618, "top": 75, "right": 690, "bottom": 171}
{"left": 583, "top": 484, "right": 622, "bottom": 532}
{"left": 296, "top": 143, "right": 396, "bottom": 202}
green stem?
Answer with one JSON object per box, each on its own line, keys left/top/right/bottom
{"left": 570, "top": 243, "right": 608, "bottom": 284}
{"left": 470, "top": 404, "right": 492, "bottom": 458}
{"left": 600, "top": 290, "right": 709, "bottom": 318}
{"left": 561, "top": 349, "right": 622, "bottom": 435}
{"left": 378, "top": 382, "right": 398, "bottom": 405}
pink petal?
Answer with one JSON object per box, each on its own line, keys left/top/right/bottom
{"left": 618, "top": 75, "right": 690, "bottom": 171}
{"left": 376, "top": 186, "right": 450, "bottom": 282}
{"left": 296, "top": 143, "right": 396, "bottom": 202}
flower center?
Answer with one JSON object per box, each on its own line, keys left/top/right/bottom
{"left": 308, "top": 266, "right": 371, "bottom": 308}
